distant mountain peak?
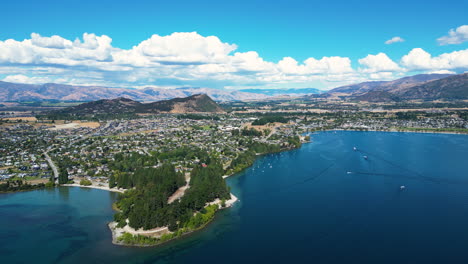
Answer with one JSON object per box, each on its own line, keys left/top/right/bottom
{"left": 44, "top": 94, "right": 224, "bottom": 118}
{"left": 350, "top": 73, "right": 467, "bottom": 101}
{"left": 326, "top": 73, "right": 457, "bottom": 101}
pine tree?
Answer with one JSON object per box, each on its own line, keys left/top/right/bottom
{"left": 109, "top": 174, "right": 116, "bottom": 188}
{"left": 58, "top": 168, "right": 69, "bottom": 184}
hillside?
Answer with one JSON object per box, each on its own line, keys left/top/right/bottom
{"left": 353, "top": 73, "right": 468, "bottom": 102}
{"left": 327, "top": 73, "right": 453, "bottom": 97}
{"left": 43, "top": 94, "right": 224, "bottom": 119}
{"left": 354, "top": 90, "right": 401, "bottom": 102}
{"left": 396, "top": 73, "right": 468, "bottom": 100}
{"left": 139, "top": 94, "right": 225, "bottom": 113}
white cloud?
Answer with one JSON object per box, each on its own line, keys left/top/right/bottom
{"left": 0, "top": 33, "right": 116, "bottom": 67}
{"left": 304, "top": 56, "right": 353, "bottom": 74}
{"left": 0, "top": 32, "right": 467, "bottom": 90}
{"left": 114, "top": 32, "right": 237, "bottom": 66}
{"left": 277, "top": 57, "right": 306, "bottom": 75}
{"left": 358, "top": 53, "right": 401, "bottom": 72}
{"left": 385, "top": 36, "right": 405, "bottom": 45}
{"left": 428, "top": 70, "right": 456, "bottom": 74}
{"left": 401, "top": 48, "right": 468, "bottom": 71}
{"left": 30, "top": 33, "right": 73, "bottom": 49}
{"left": 2, "top": 74, "right": 51, "bottom": 84}
{"left": 369, "top": 72, "right": 395, "bottom": 80}
{"left": 437, "top": 25, "right": 468, "bottom": 45}
{"left": 276, "top": 56, "right": 353, "bottom": 76}
{"left": 231, "top": 51, "right": 276, "bottom": 73}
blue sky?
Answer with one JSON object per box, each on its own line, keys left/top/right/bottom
{"left": 0, "top": 0, "right": 467, "bottom": 90}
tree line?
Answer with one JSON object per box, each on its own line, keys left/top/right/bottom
{"left": 113, "top": 161, "right": 230, "bottom": 232}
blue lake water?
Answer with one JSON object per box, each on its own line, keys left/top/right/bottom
{"left": 2, "top": 131, "right": 468, "bottom": 263}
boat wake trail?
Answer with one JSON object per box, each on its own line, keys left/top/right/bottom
{"left": 349, "top": 170, "right": 468, "bottom": 186}
{"left": 248, "top": 162, "right": 337, "bottom": 198}
{"left": 296, "top": 162, "right": 336, "bottom": 185}
{"left": 357, "top": 148, "right": 425, "bottom": 178}
{"left": 350, "top": 147, "right": 468, "bottom": 186}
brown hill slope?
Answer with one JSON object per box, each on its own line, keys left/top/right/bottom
{"left": 43, "top": 94, "right": 224, "bottom": 119}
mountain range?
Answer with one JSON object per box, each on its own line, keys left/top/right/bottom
{"left": 325, "top": 73, "right": 468, "bottom": 101}
{"left": 0, "top": 82, "right": 269, "bottom": 102}
{"left": 1, "top": 72, "right": 467, "bottom": 103}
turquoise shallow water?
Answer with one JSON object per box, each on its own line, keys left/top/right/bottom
{"left": 2, "top": 131, "right": 468, "bottom": 263}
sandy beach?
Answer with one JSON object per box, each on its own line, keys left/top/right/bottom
{"left": 62, "top": 183, "right": 125, "bottom": 193}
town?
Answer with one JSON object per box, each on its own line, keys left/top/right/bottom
{"left": 2, "top": 108, "right": 467, "bottom": 188}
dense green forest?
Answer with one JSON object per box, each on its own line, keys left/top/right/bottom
{"left": 228, "top": 141, "right": 282, "bottom": 174}
{"left": 54, "top": 156, "right": 76, "bottom": 184}
{"left": 0, "top": 180, "right": 46, "bottom": 193}
{"left": 287, "top": 136, "right": 302, "bottom": 148}
{"left": 109, "top": 148, "right": 211, "bottom": 173}
{"left": 229, "top": 151, "right": 256, "bottom": 174}
{"left": 110, "top": 152, "right": 158, "bottom": 173}
{"left": 241, "top": 127, "right": 263, "bottom": 137}
{"left": 113, "top": 161, "right": 230, "bottom": 232}
{"left": 117, "top": 204, "right": 220, "bottom": 246}
{"left": 252, "top": 116, "right": 289, "bottom": 125}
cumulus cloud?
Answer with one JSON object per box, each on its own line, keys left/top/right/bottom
{"left": 304, "top": 56, "right": 353, "bottom": 74}
{"left": 369, "top": 72, "right": 395, "bottom": 80}
{"left": 276, "top": 56, "right": 353, "bottom": 75}
{"left": 31, "top": 33, "right": 73, "bottom": 49}
{"left": 358, "top": 53, "right": 401, "bottom": 72}
{"left": 437, "top": 25, "right": 468, "bottom": 45}
{"left": 0, "top": 32, "right": 466, "bottom": 90}
{"left": 385, "top": 36, "right": 405, "bottom": 45}
{"left": 0, "top": 32, "right": 115, "bottom": 67}
{"left": 428, "top": 70, "right": 456, "bottom": 74}
{"left": 2, "top": 74, "right": 52, "bottom": 84}
{"left": 401, "top": 48, "right": 468, "bottom": 71}
{"left": 0, "top": 32, "right": 362, "bottom": 88}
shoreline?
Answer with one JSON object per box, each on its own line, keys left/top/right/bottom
{"left": 61, "top": 179, "right": 239, "bottom": 247}
{"left": 68, "top": 128, "right": 467, "bottom": 247}
{"left": 108, "top": 192, "right": 238, "bottom": 247}
{"left": 330, "top": 128, "right": 468, "bottom": 136}
{"left": 61, "top": 183, "right": 125, "bottom": 193}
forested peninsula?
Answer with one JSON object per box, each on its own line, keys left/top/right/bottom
{"left": 108, "top": 138, "right": 303, "bottom": 246}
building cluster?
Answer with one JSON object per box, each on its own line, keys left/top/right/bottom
{"left": 2, "top": 110, "right": 466, "bottom": 185}
{"left": 1, "top": 115, "right": 304, "bottom": 185}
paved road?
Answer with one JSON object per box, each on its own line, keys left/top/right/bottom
{"left": 44, "top": 121, "right": 110, "bottom": 181}
{"left": 43, "top": 151, "right": 58, "bottom": 181}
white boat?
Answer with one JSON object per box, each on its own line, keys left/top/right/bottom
{"left": 400, "top": 185, "right": 406, "bottom": 190}
{"left": 353, "top": 147, "right": 357, "bottom": 151}
{"left": 363, "top": 156, "right": 368, "bottom": 160}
